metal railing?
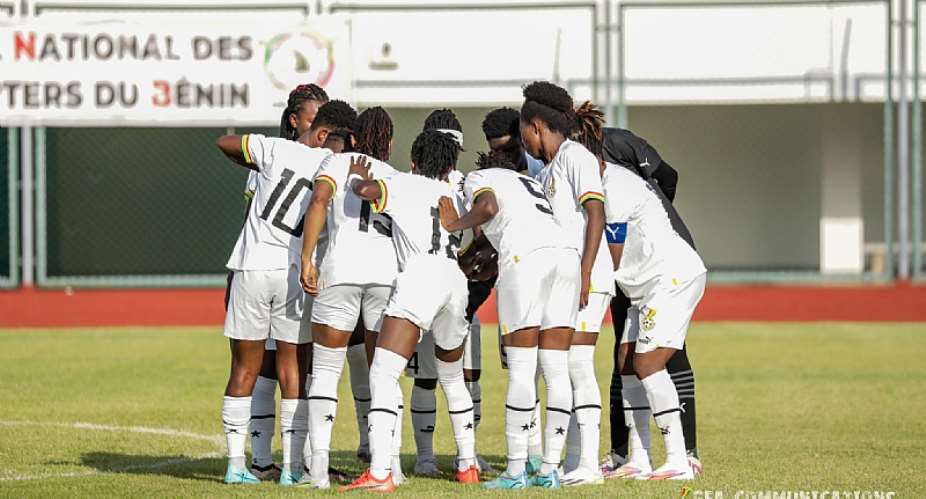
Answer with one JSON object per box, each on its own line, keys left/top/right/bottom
{"left": 1, "top": 128, "right": 19, "bottom": 289}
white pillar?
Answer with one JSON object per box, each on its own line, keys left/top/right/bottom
{"left": 820, "top": 106, "right": 864, "bottom": 274}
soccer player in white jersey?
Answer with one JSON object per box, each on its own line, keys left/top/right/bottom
{"left": 436, "top": 150, "right": 580, "bottom": 490}
{"left": 575, "top": 103, "right": 707, "bottom": 481}
{"left": 519, "top": 82, "right": 612, "bottom": 487}
{"left": 296, "top": 107, "right": 400, "bottom": 489}
{"left": 340, "top": 130, "right": 479, "bottom": 492}
{"left": 215, "top": 100, "right": 356, "bottom": 486}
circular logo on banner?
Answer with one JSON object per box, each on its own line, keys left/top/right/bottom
{"left": 263, "top": 31, "right": 336, "bottom": 91}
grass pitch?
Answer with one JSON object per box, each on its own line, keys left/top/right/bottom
{"left": 0, "top": 323, "right": 924, "bottom": 498}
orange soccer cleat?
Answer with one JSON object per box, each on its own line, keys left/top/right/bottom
{"left": 455, "top": 465, "right": 481, "bottom": 484}
{"left": 338, "top": 469, "right": 397, "bottom": 493}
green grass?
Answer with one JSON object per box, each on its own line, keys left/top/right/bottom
{"left": 0, "top": 323, "right": 924, "bottom": 498}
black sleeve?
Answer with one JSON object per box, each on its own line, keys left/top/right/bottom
{"left": 601, "top": 127, "right": 664, "bottom": 180}
{"left": 650, "top": 160, "right": 678, "bottom": 202}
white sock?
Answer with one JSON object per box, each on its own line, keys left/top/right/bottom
{"left": 436, "top": 356, "right": 476, "bottom": 471}
{"left": 249, "top": 377, "right": 277, "bottom": 468}
{"left": 222, "top": 396, "right": 250, "bottom": 469}
{"left": 465, "top": 380, "right": 481, "bottom": 430}
{"left": 563, "top": 412, "right": 580, "bottom": 473}
{"left": 279, "top": 398, "right": 308, "bottom": 473}
{"left": 503, "top": 346, "right": 537, "bottom": 476}
{"left": 368, "top": 347, "right": 407, "bottom": 481}
{"left": 641, "top": 369, "right": 687, "bottom": 467}
{"left": 392, "top": 391, "right": 404, "bottom": 477}
{"left": 303, "top": 370, "right": 313, "bottom": 466}
{"left": 347, "top": 344, "right": 371, "bottom": 453}
{"left": 569, "top": 344, "right": 601, "bottom": 472}
{"left": 538, "top": 349, "right": 571, "bottom": 473}
{"left": 410, "top": 384, "right": 437, "bottom": 461}
{"left": 308, "top": 344, "right": 346, "bottom": 480}
{"left": 621, "top": 374, "right": 651, "bottom": 467}
{"left": 527, "top": 363, "right": 543, "bottom": 457}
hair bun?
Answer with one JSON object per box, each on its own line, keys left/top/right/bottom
{"left": 523, "top": 81, "right": 573, "bottom": 113}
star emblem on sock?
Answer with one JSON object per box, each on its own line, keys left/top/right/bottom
{"left": 251, "top": 430, "right": 261, "bottom": 438}
{"left": 529, "top": 420, "right": 536, "bottom": 429}
{"left": 521, "top": 424, "right": 530, "bottom": 431}
{"left": 465, "top": 422, "right": 473, "bottom": 430}
{"left": 325, "top": 414, "right": 335, "bottom": 422}
{"left": 555, "top": 426, "right": 566, "bottom": 435}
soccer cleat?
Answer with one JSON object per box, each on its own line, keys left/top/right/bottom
{"left": 413, "top": 457, "right": 441, "bottom": 477}
{"left": 688, "top": 454, "right": 703, "bottom": 477}
{"left": 561, "top": 467, "right": 605, "bottom": 486}
{"left": 647, "top": 462, "right": 695, "bottom": 481}
{"left": 223, "top": 464, "right": 260, "bottom": 485}
{"left": 529, "top": 469, "right": 562, "bottom": 489}
{"left": 482, "top": 471, "right": 529, "bottom": 489}
{"left": 278, "top": 467, "right": 303, "bottom": 486}
{"left": 455, "top": 465, "right": 480, "bottom": 484}
{"left": 296, "top": 476, "right": 330, "bottom": 489}
{"left": 608, "top": 461, "right": 653, "bottom": 479}
{"left": 357, "top": 445, "right": 372, "bottom": 463}
{"left": 525, "top": 455, "right": 543, "bottom": 475}
{"left": 475, "top": 454, "right": 495, "bottom": 473}
{"left": 249, "top": 462, "right": 281, "bottom": 481}
{"left": 599, "top": 452, "right": 628, "bottom": 477}
{"left": 392, "top": 463, "right": 407, "bottom": 486}
{"left": 338, "top": 469, "right": 397, "bottom": 493}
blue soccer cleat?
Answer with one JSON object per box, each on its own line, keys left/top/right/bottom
{"left": 278, "top": 467, "right": 303, "bottom": 486}
{"left": 483, "top": 471, "right": 530, "bottom": 489}
{"left": 530, "top": 469, "right": 562, "bottom": 489}
{"left": 224, "top": 464, "right": 260, "bottom": 485}
{"left": 525, "top": 455, "right": 543, "bottom": 475}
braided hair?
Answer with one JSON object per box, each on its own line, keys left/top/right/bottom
{"left": 310, "top": 100, "right": 357, "bottom": 132}
{"left": 411, "top": 130, "right": 462, "bottom": 180}
{"left": 279, "top": 84, "right": 329, "bottom": 140}
{"left": 481, "top": 107, "right": 520, "bottom": 140}
{"left": 423, "top": 108, "right": 463, "bottom": 132}
{"left": 520, "top": 81, "right": 576, "bottom": 135}
{"left": 352, "top": 107, "right": 393, "bottom": 161}
{"left": 475, "top": 150, "right": 518, "bottom": 171}
{"left": 571, "top": 101, "right": 606, "bottom": 159}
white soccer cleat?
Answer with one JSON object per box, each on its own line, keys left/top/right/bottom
{"left": 392, "top": 460, "right": 408, "bottom": 485}
{"left": 688, "top": 455, "right": 702, "bottom": 477}
{"left": 610, "top": 461, "right": 653, "bottom": 480}
{"left": 413, "top": 457, "right": 441, "bottom": 477}
{"left": 599, "top": 452, "right": 628, "bottom": 477}
{"left": 647, "top": 461, "right": 695, "bottom": 481}
{"left": 560, "top": 467, "right": 605, "bottom": 486}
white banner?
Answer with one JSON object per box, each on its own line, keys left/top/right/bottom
{"left": 0, "top": 15, "right": 352, "bottom": 126}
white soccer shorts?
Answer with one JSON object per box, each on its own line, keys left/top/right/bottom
{"left": 576, "top": 291, "right": 613, "bottom": 334}
{"left": 224, "top": 265, "right": 311, "bottom": 345}
{"left": 496, "top": 247, "right": 580, "bottom": 336}
{"left": 621, "top": 273, "right": 706, "bottom": 353}
{"left": 384, "top": 255, "right": 469, "bottom": 352}
{"left": 311, "top": 283, "right": 392, "bottom": 333}
{"left": 463, "top": 316, "right": 481, "bottom": 371}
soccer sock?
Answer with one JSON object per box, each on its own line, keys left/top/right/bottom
{"left": 667, "top": 346, "right": 698, "bottom": 456}
{"left": 621, "top": 374, "right": 651, "bottom": 466}
{"left": 279, "top": 398, "right": 308, "bottom": 474}
{"left": 609, "top": 293, "right": 631, "bottom": 458}
{"left": 308, "top": 344, "right": 346, "bottom": 480}
{"left": 222, "top": 396, "right": 250, "bottom": 470}
{"left": 465, "top": 380, "right": 481, "bottom": 431}
{"left": 527, "top": 365, "right": 543, "bottom": 457}
{"left": 347, "top": 343, "right": 372, "bottom": 454}
{"left": 249, "top": 376, "right": 277, "bottom": 468}
{"left": 392, "top": 391, "right": 404, "bottom": 478}
{"left": 538, "top": 348, "right": 571, "bottom": 474}
{"left": 503, "top": 346, "right": 538, "bottom": 476}
{"left": 569, "top": 344, "right": 602, "bottom": 472}
{"left": 641, "top": 369, "right": 687, "bottom": 467}
{"left": 436, "top": 356, "right": 476, "bottom": 471}
{"left": 563, "top": 413, "right": 580, "bottom": 473}
{"left": 367, "top": 347, "right": 406, "bottom": 481}
{"left": 303, "top": 371, "right": 313, "bottom": 467}
{"left": 410, "top": 384, "right": 437, "bottom": 461}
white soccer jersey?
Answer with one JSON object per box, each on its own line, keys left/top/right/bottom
{"left": 447, "top": 169, "right": 475, "bottom": 255}
{"left": 371, "top": 172, "right": 465, "bottom": 270}
{"left": 313, "top": 153, "right": 399, "bottom": 287}
{"left": 462, "top": 168, "right": 567, "bottom": 269}
{"left": 602, "top": 163, "right": 706, "bottom": 298}
{"left": 226, "top": 134, "right": 332, "bottom": 271}
{"left": 535, "top": 139, "right": 614, "bottom": 295}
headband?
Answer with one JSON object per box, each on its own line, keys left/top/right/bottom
{"left": 436, "top": 128, "right": 464, "bottom": 147}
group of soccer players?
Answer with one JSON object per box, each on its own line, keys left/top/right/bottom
{"left": 215, "top": 79, "right": 706, "bottom": 491}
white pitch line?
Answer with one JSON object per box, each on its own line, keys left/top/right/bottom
{"left": 0, "top": 420, "right": 224, "bottom": 482}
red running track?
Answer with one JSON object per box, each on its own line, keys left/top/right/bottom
{"left": 1, "top": 284, "right": 925, "bottom": 328}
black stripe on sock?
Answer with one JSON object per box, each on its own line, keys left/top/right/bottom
{"left": 369, "top": 408, "right": 397, "bottom": 417}
{"left": 250, "top": 414, "right": 275, "bottom": 420}
{"left": 410, "top": 409, "right": 437, "bottom": 414}
{"left": 222, "top": 419, "right": 245, "bottom": 426}
{"left": 505, "top": 404, "right": 535, "bottom": 412}
{"left": 353, "top": 397, "right": 372, "bottom": 402}
{"left": 449, "top": 406, "right": 474, "bottom": 415}
{"left": 472, "top": 399, "right": 481, "bottom": 403}
{"left": 308, "top": 396, "right": 338, "bottom": 403}
{"left": 624, "top": 406, "right": 650, "bottom": 411}
{"left": 547, "top": 406, "right": 571, "bottom": 416}
{"left": 653, "top": 408, "right": 681, "bottom": 417}
{"left": 573, "top": 404, "right": 602, "bottom": 411}
{"left": 398, "top": 405, "right": 404, "bottom": 409}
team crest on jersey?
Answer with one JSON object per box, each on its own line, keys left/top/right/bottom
{"left": 546, "top": 177, "right": 556, "bottom": 199}
{"left": 641, "top": 306, "right": 657, "bottom": 331}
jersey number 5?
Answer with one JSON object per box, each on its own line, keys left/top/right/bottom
{"left": 429, "top": 206, "right": 461, "bottom": 258}
{"left": 260, "top": 168, "right": 311, "bottom": 237}
{"left": 518, "top": 177, "right": 554, "bottom": 215}
{"left": 359, "top": 200, "right": 393, "bottom": 237}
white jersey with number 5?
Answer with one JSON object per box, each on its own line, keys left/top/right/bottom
{"left": 314, "top": 153, "right": 399, "bottom": 287}
{"left": 371, "top": 172, "right": 465, "bottom": 270}
{"left": 226, "top": 134, "right": 332, "bottom": 271}
{"left": 463, "top": 168, "right": 567, "bottom": 268}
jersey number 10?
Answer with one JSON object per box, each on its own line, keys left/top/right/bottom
{"left": 260, "top": 168, "right": 311, "bottom": 237}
